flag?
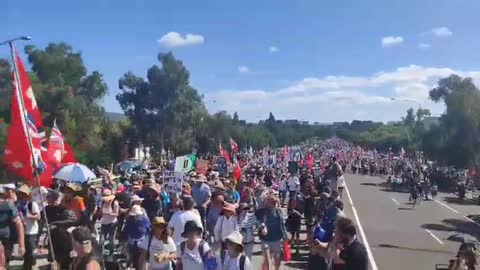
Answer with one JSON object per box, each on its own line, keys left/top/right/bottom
{"left": 306, "top": 153, "right": 314, "bottom": 170}
{"left": 3, "top": 44, "right": 50, "bottom": 186}
{"left": 233, "top": 163, "right": 241, "bottom": 184}
{"left": 219, "top": 143, "right": 231, "bottom": 164}
{"left": 62, "top": 143, "right": 77, "bottom": 164}
{"left": 229, "top": 138, "right": 239, "bottom": 152}
{"left": 46, "top": 120, "right": 64, "bottom": 169}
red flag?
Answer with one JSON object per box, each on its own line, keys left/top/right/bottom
{"left": 4, "top": 45, "right": 49, "bottom": 186}
{"left": 307, "top": 153, "right": 314, "bottom": 170}
{"left": 219, "top": 143, "right": 231, "bottom": 164}
{"left": 46, "top": 120, "right": 64, "bottom": 170}
{"left": 229, "top": 138, "right": 239, "bottom": 152}
{"left": 62, "top": 143, "right": 77, "bottom": 164}
{"left": 233, "top": 163, "right": 241, "bottom": 182}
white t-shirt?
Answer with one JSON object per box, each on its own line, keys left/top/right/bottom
{"left": 176, "top": 239, "right": 210, "bottom": 270}
{"left": 223, "top": 254, "right": 252, "bottom": 270}
{"left": 278, "top": 179, "right": 287, "bottom": 191}
{"left": 337, "top": 175, "right": 346, "bottom": 188}
{"left": 287, "top": 176, "right": 300, "bottom": 191}
{"left": 100, "top": 200, "right": 119, "bottom": 225}
{"left": 168, "top": 210, "right": 203, "bottom": 244}
{"left": 139, "top": 236, "right": 176, "bottom": 270}
{"left": 24, "top": 201, "right": 40, "bottom": 235}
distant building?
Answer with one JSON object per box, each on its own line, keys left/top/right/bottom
{"left": 284, "top": 119, "right": 300, "bottom": 125}
{"left": 333, "top": 122, "right": 349, "bottom": 127}
{"left": 300, "top": 121, "right": 309, "bottom": 125}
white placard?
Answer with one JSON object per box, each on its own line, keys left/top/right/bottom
{"left": 163, "top": 170, "right": 184, "bottom": 193}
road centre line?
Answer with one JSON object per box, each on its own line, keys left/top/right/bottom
{"left": 391, "top": 198, "right": 400, "bottom": 206}
{"left": 425, "top": 229, "right": 445, "bottom": 245}
{"left": 344, "top": 183, "right": 379, "bottom": 270}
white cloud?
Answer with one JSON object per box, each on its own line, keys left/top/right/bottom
{"left": 206, "top": 65, "right": 480, "bottom": 123}
{"left": 418, "top": 43, "right": 431, "bottom": 49}
{"left": 237, "top": 65, "right": 249, "bottom": 74}
{"left": 158, "top": 32, "right": 204, "bottom": 47}
{"left": 381, "top": 36, "right": 404, "bottom": 47}
{"left": 269, "top": 46, "right": 279, "bottom": 53}
{"left": 431, "top": 27, "right": 452, "bottom": 37}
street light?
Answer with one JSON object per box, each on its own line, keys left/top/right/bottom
{"left": 0, "top": 36, "right": 32, "bottom": 46}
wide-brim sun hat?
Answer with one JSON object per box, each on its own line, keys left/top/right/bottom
{"left": 16, "top": 184, "right": 32, "bottom": 196}
{"left": 131, "top": 194, "right": 144, "bottom": 203}
{"left": 152, "top": 216, "right": 167, "bottom": 226}
{"left": 223, "top": 203, "right": 236, "bottom": 213}
{"left": 226, "top": 231, "right": 244, "bottom": 248}
{"left": 102, "top": 189, "right": 115, "bottom": 201}
{"left": 129, "top": 205, "right": 143, "bottom": 216}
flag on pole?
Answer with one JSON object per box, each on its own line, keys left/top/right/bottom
{"left": 219, "top": 143, "right": 231, "bottom": 164}
{"left": 3, "top": 44, "right": 49, "bottom": 185}
{"left": 46, "top": 119, "right": 66, "bottom": 171}
{"left": 229, "top": 138, "right": 239, "bottom": 152}
{"left": 62, "top": 143, "right": 77, "bottom": 164}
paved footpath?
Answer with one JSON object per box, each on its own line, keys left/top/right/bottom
{"left": 343, "top": 173, "right": 480, "bottom": 270}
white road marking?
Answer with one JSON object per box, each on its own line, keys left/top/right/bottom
{"left": 434, "top": 199, "right": 460, "bottom": 214}
{"left": 425, "top": 229, "right": 444, "bottom": 245}
{"left": 463, "top": 216, "right": 480, "bottom": 228}
{"left": 344, "top": 183, "right": 379, "bottom": 270}
{"left": 391, "top": 198, "right": 400, "bottom": 206}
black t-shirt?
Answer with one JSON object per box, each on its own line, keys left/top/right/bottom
{"left": 338, "top": 239, "right": 368, "bottom": 270}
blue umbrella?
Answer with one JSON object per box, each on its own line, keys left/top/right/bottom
{"left": 54, "top": 163, "right": 96, "bottom": 183}
{"left": 114, "top": 160, "right": 141, "bottom": 173}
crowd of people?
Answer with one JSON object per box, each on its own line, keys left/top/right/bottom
{"left": 3, "top": 138, "right": 474, "bottom": 270}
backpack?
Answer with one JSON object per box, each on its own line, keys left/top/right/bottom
{"left": 180, "top": 240, "right": 206, "bottom": 263}
{"left": 179, "top": 240, "right": 217, "bottom": 270}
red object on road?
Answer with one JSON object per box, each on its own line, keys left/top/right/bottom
{"left": 282, "top": 240, "right": 292, "bottom": 262}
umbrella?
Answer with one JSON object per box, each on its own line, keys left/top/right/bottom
{"left": 54, "top": 163, "right": 96, "bottom": 183}
{"left": 114, "top": 160, "right": 141, "bottom": 173}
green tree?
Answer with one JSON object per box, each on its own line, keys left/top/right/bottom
{"left": 117, "top": 52, "right": 205, "bottom": 155}
{"left": 426, "top": 75, "right": 480, "bottom": 168}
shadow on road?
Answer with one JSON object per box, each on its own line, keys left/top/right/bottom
{"left": 360, "top": 182, "right": 379, "bottom": 187}
{"left": 422, "top": 218, "right": 480, "bottom": 240}
{"left": 284, "top": 262, "right": 308, "bottom": 269}
{"left": 443, "top": 196, "right": 479, "bottom": 206}
{"left": 377, "top": 244, "right": 453, "bottom": 255}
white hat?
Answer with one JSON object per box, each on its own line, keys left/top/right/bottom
{"left": 131, "top": 195, "right": 144, "bottom": 204}
{"left": 226, "top": 231, "right": 244, "bottom": 247}
{"left": 1, "top": 183, "right": 16, "bottom": 190}
{"left": 129, "top": 205, "right": 144, "bottom": 216}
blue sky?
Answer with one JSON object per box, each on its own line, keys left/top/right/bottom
{"left": 3, "top": 0, "right": 480, "bottom": 122}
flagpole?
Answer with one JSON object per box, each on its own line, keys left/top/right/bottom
{"left": 8, "top": 41, "right": 57, "bottom": 264}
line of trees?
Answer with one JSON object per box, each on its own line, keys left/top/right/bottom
{"left": 1, "top": 42, "right": 480, "bottom": 172}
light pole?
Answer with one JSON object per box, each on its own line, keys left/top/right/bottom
{"left": 0, "top": 36, "right": 32, "bottom": 46}
{"left": 1, "top": 35, "right": 57, "bottom": 263}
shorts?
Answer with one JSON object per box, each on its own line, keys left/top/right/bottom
{"left": 261, "top": 240, "right": 282, "bottom": 261}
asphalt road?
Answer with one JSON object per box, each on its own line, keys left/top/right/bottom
{"left": 344, "top": 173, "right": 480, "bottom": 270}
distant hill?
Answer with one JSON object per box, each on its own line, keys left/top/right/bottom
{"left": 106, "top": 112, "right": 127, "bottom": 122}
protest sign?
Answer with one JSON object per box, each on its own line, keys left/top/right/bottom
{"left": 196, "top": 159, "right": 210, "bottom": 175}
{"left": 163, "top": 170, "right": 184, "bottom": 193}
{"left": 175, "top": 155, "right": 194, "bottom": 173}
